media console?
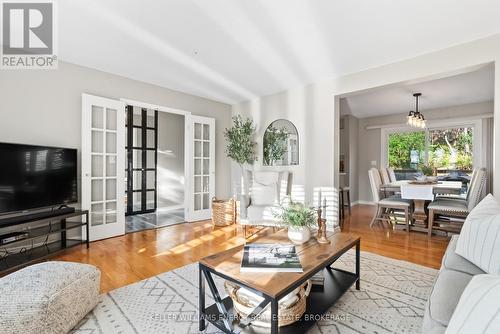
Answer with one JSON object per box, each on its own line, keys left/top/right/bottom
{"left": 0, "top": 209, "right": 89, "bottom": 274}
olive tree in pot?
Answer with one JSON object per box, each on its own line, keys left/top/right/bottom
{"left": 275, "top": 199, "right": 317, "bottom": 244}
{"left": 224, "top": 115, "right": 257, "bottom": 195}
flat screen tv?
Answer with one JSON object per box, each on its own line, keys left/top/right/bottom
{"left": 0, "top": 143, "right": 77, "bottom": 214}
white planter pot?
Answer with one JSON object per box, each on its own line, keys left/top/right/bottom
{"left": 287, "top": 226, "right": 311, "bottom": 245}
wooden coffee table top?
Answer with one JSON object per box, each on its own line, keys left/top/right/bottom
{"left": 200, "top": 230, "right": 360, "bottom": 298}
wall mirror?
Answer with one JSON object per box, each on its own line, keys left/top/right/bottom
{"left": 263, "top": 119, "right": 299, "bottom": 166}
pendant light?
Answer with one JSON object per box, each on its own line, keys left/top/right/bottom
{"left": 407, "top": 93, "right": 426, "bottom": 129}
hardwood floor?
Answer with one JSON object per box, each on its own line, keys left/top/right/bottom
{"left": 53, "top": 204, "right": 450, "bottom": 293}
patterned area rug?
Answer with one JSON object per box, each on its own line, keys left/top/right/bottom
{"left": 72, "top": 251, "right": 437, "bottom": 334}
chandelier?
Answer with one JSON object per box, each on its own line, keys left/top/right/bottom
{"left": 407, "top": 93, "right": 426, "bottom": 129}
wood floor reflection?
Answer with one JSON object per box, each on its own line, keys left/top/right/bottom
{"left": 53, "top": 204, "right": 449, "bottom": 292}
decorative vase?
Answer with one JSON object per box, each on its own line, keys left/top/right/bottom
{"left": 287, "top": 226, "right": 311, "bottom": 245}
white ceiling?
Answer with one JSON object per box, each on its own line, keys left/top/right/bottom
{"left": 59, "top": 0, "right": 500, "bottom": 104}
{"left": 342, "top": 65, "right": 494, "bottom": 118}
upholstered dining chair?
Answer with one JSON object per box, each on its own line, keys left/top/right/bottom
{"left": 428, "top": 168, "right": 487, "bottom": 236}
{"left": 379, "top": 168, "right": 391, "bottom": 185}
{"left": 368, "top": 168, "right": 412, "bottom": 232}
{"left": 387, "top": 167, "right": 397, "bottom": 182}
{"left": 435, "top": 168, "right": 477, "bottom": 202}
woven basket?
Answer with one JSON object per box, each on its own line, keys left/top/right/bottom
{"left": 224, "top": 280, "right": 311, "bottom": 327}
{"left": 212, "top": 198, "right": 236, "bottom": 226}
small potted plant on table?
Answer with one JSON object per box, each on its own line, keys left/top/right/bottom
{"left": 275, "top": 200, "right": 317, "bottom": 244}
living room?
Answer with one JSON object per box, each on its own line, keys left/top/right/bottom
{"left": 1, "top": 1, "right": 500, "bottom": 334}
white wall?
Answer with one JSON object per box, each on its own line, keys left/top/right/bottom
{"left": 356, "top": 101, "right": 493, "bottom": 203}
{"left": 157, "top": 112, "right": 185, "bottom": 210}
{"left": 233, "top": 34, "right": 500, "bottom": 228}
{"left": 0, "top": 61, "right": 232, "bottom": 202}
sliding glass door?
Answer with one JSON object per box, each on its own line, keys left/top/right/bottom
{"left": 125, "top": 106, "right": 158, "bottom": 215}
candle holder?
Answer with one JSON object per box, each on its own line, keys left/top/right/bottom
{"left": 316, "top": 207, "right": 330, "bottom": 244}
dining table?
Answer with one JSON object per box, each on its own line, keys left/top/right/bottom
{"left": 381, "top": 180, "right": 463, "bottom": 231}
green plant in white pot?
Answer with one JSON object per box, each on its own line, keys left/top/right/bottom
{"left": 275, "top": 199, "right": 317, "bottom": 244}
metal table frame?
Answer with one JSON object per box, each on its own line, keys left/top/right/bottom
{"left": 199, "top": 239, "right": 360, "bottom": 334}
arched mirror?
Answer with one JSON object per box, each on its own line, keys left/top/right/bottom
{"left": 263, "top": 119, "right": 299, "bottom": 166}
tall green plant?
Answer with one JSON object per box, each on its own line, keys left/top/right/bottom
{"left": 224, "top": 115, "right": 257, "bottom": 166}
{"left": 263, "top": 125, "right": 289, "bottom": 165}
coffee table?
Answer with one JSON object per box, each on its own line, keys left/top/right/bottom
{"left": 199, "top": 230, "right": 360, "bottom": 334}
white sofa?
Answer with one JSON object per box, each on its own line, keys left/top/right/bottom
{"left": 423, "top": 194, "right": 500, "bottom": 333}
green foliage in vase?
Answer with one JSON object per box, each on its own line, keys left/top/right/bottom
{"left": 274, "top": 200, "right": 317, "bottom": 228}
{"left": 224, "top": 115, "right": 257, "bottom": 166}
{"left": 263, "top": 125, "right": 289, "bottom": 165}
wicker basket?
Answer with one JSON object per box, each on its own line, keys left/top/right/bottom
{"left": 224, "top": 280, "right": 311, "bottom": 327}
{"left": 212, "top": 197, "right": 237, "bottom": 226}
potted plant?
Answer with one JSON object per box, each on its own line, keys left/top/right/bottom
{"left": 224, "top": 115, "right": 257, "bottom": 193}
{"left": 274, "top": 200, "right": 316, "bottom": 244}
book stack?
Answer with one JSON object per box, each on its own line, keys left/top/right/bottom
{"left": 240, "top": 243, "right": 303, "bottom": 273}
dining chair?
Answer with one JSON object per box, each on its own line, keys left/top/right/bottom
{"left": 387, "top": 167, "right": 397, "bottom": 182}
{"left": 379, "top": 168, "right": 391, "bottom": 185}
{"left": 368, "top": 168, "right": 412, "bottom": 232}
{"left": 427, "top": 168, "right": 487, "bottom": 236}
{"left": 435, "top": 168, "right": 477, "bottom": 202}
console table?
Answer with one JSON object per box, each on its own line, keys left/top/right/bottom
{"left": 0, "top": 210, "right": 89, "bottom": 274}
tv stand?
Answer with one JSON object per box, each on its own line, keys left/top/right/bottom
{"left": 0, "top": 209, "right": 89, "bottom": 274}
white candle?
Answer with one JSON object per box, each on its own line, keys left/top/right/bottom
{"left": 322, "top": 198, "right": 327, "bottom": 218}
{"left": 317, "top": 189, "right": 322, "bottom": 207}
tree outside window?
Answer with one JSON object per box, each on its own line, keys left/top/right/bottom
{"left": 388, "top": 127, "right": 473, "bottom": 172}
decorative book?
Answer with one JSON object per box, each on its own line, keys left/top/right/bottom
{"left": 240, "top": 243, "right": 303, "bottom": 273}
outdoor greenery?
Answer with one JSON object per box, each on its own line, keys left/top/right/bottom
{"left": 274, "top": 200, "right": 317, "bottom": 228}
{"left": 263, "top": 125, "right": 289, "bottom": 165}
{"left": 224, "top": 115, "right": 257, "bottom": 166}
{"left": 388, "top": 127, "right": 473, "bottom": 171}
{"left": 388, "top": 131, "right": 425, "bottom": 169}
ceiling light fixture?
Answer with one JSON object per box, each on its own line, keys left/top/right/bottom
{"left": 407, "top": 93, "right": 426, "bottom": 129}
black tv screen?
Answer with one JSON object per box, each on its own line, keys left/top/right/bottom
{"left": 0, "top": 143, "right": 77, "bottom": 214}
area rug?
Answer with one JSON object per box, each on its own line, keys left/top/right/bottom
{"left": 72, "top": 251, "right": 437, "bottom": 334}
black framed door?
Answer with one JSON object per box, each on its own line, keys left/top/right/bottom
{"left": 125, "top": 106, "right": 158, "bottom": 215}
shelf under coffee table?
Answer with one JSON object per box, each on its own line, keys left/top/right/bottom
{"left": 199, "top": 230, "right": 361, "bottom": 334}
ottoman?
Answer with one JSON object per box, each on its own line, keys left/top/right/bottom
{"left": 0, "top": 261, "right": 100, "bottom": 334}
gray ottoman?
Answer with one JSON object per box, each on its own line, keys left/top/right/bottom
{"left": 0, "top": 261, "right": 100, "bottom": 334}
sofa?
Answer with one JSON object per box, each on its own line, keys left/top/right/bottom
{"left": 423, "top": 235, "right": 485, "bottom": 333}
{"left": 423, "top": 193, "right": 500, "bottom": 334}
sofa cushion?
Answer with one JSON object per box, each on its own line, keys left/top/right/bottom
{"left": 455, "top": 194, "right": 500, "bottom": 274}
{"left": 427, "top": 268, "right": 474, "bottom": 327}
{"left": 0, "top": 261, "right": 100, "bottom": 334}
{"left": 442, "top": 235, "right": 485, "bottom": 276}
{"left": 445, "top": 274, "right": 500, "bottom": 334}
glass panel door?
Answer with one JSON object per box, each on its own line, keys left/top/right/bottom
{"left": 82, "top": 94, "right": 125, "bottom": 241}
{"left": 188, "top": 116, "right": 215, "bottom": 221}
{"left": 125, "top": 106, "right": 158, "bottom": 215}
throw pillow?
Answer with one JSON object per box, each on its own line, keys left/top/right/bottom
{"left": 445, "top": 274, "right": 500, "bottom": 334}
{"left": 455, "top": 194, "right": 500, "bottom": 274}
{"left": 251, "top": 181, "right": 278, "bottom": 206}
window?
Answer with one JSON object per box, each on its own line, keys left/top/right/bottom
{"left": 386, "top": 126, "right": 474, "bottom": 173}
{"left": 429, "top": 127, "right": 473, "bottom": 171}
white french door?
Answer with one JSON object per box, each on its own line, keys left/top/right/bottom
{"left": 82, "top": 94, "right": 126, "bottom": 241}
{"left": 186, "top": 116, "right": 215, "bottom": 221}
